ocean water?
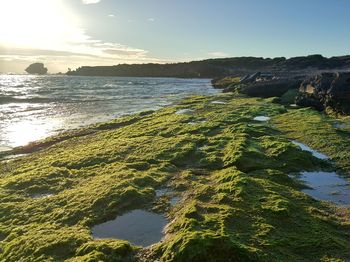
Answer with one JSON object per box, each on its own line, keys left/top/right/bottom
{"left": 0, "top": 75, "right": 216, "bottom": 150}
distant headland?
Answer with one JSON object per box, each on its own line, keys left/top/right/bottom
{"left": 66, "top": 54, "right": 350, "bottom": 78}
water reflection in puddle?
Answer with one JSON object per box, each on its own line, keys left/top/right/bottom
{"left": 92, "top": 210, "right": 168, "bottom": 247}
{"left": 291, "top": 141, "right": 329, "bottom": 160}
{"left": 253, "top": 116, "right": 270, "bottom": 122}
{"left": 297, "top": 171, "right": 350, "bottom": 205}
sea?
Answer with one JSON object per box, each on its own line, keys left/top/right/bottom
{"left": 0, "top": 75, "right": 217, "bottom": 151}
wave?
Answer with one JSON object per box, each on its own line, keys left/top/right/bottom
{"left": 0, "top": 96, "right": 58, "bottom": 104}
{"left": 0, "top": 96, "right": 142, "bottom": 105}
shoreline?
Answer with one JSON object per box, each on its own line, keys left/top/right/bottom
{"left": 0, "top": 76, "right": 217, "bottom": 153}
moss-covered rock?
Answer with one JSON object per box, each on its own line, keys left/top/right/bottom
{"left": 0, "top": 94, "right": 349, "bottom": 261}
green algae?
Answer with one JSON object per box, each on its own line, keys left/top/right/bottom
{"left": 272, "top": 108, "right": 350, "bottom": 174}
{"left": 0, "top": 94, "right": 349, "bottom": 261}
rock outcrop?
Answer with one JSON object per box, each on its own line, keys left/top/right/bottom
{"left": 211, "top": 77, "right": 241, "bottom": 89}
{"left": 237, "top": 78, "right": 302, "bottom": 98}
{"left": 213, "top": 72, "right": 302, "bottom": 98}
{"left": 296, "top": 72, "right": 350, "bottom": 114}
{"left": 25, "top": 63, "right": 48, "bottom": 75}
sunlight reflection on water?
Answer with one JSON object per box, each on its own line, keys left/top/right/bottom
{"left": 3, "top": 118, "right": 61, "bottom": 147}
{"left": 0, "top": 75, "right": 216, "bottom": 149}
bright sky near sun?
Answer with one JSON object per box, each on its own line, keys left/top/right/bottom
{"left": 1, "top": 0, "right": 350, "bottom": 73}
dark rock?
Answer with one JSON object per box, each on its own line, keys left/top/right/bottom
{"left": 296, "top": 72, "right": 350, "bottom": 114}
{"left": 216, "top": 72, "right": 303, "bottom": 98}
{"left": 240, "top": 72, "right": 261, "bottom": 84}
{"left": 237, "top": 79, "right": 302, "bottom": 98}
{"left": 25, "top": 63, "right": 48, "bottom": 75}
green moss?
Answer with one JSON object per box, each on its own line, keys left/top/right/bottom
{"left": 1, "top": 94, "right": 350, "bottom": 261}
{"left": 280, "top": 89, "right": 299, "bottom": 104}
{"left": 272, "top": 108, "right": 350, "bottom": 174}
{"left": 160, "top": 232, "right": 257, "bottom": 262}
{"left": 212, "top": 77, "right": 241, "bottom": 89}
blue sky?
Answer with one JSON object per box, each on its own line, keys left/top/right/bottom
{"left": 1, "top": 0, "right": 350, "bottom": 72}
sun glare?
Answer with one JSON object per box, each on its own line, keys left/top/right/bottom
{"left": 0, "top": 0, "right": 84, "bottom": 50}
{"left": 4, "top": 118, "right": 61, "bottom": 147}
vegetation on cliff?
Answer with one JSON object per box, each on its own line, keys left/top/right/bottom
{"left": 0, "top": 94, "right": 349, "bottom": 261}
{"left": 66, "top": 55, "right": 350, "bottom": 78}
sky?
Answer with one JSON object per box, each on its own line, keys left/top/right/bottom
{"left": 1, "top": 0, "right": 350, "bottom": 73}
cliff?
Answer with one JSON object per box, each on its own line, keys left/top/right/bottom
{"left": 66, "top": 55, "right": 350, "bottom": 78}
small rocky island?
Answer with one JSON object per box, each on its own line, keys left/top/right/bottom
{"left": 25, "top": 63, "right": 48, "bottom": 75}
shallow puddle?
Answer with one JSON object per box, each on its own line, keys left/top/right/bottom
{"left": 175, "top": 109, "right": 193, "bottom": 115}
{"left": 187, "top": 120, "right": 207, "bottom": 125}
{"left": 156, "top": 188, "right": 180, "bottom": 206}
{"left": 211, "top": 101, "right": 226, "bottom": 105}
{"left": 169, "top": 196, "right": 180, "bottom": 205}
{"left": 291, "top": 140, "right": 329, "bottom": 160}
{"left": 297, "top": 171, "right": 350, "bottom": 205}
{"left": 92, "top": 210, "right": 168, "bottom": 247}
{"left": 156, "top": 188, "right": 170, "bottom": 197}
{"left": 253, "top": 116, "right": 270, "bottom": 122}
{"left": 333, "top": 122, "right": 348, "bottom": 129}
{"left": 31, "top": 193, "right": 53, "bottom": 199}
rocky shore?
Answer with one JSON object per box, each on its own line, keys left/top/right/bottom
{"left": 0, "top": 93, "right": 349, "bottom": 261}
{"left": 296, "top": 72, "right": 350, "bottom": 114}
{"left": 212, "top": 71, "right": 350, "bottom": 115}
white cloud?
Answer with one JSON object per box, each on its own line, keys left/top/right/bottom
{"left": 108, "top": 14, "right": 115, "bottom": 18}
{"left": 0, "top": 0, "right": 163, "bottom": 73}
{"left": 208, "top": 51, "right": 229, "bottom": 57}
{"left": 147, "top": 18, "right": 155, "bottom": 22}
{"left": 82, "top": 0, "right": 101, "bottom": 4}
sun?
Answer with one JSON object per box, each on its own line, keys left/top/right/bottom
{"left": 0, "top": 0, "right": 82, "bottom": 50}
